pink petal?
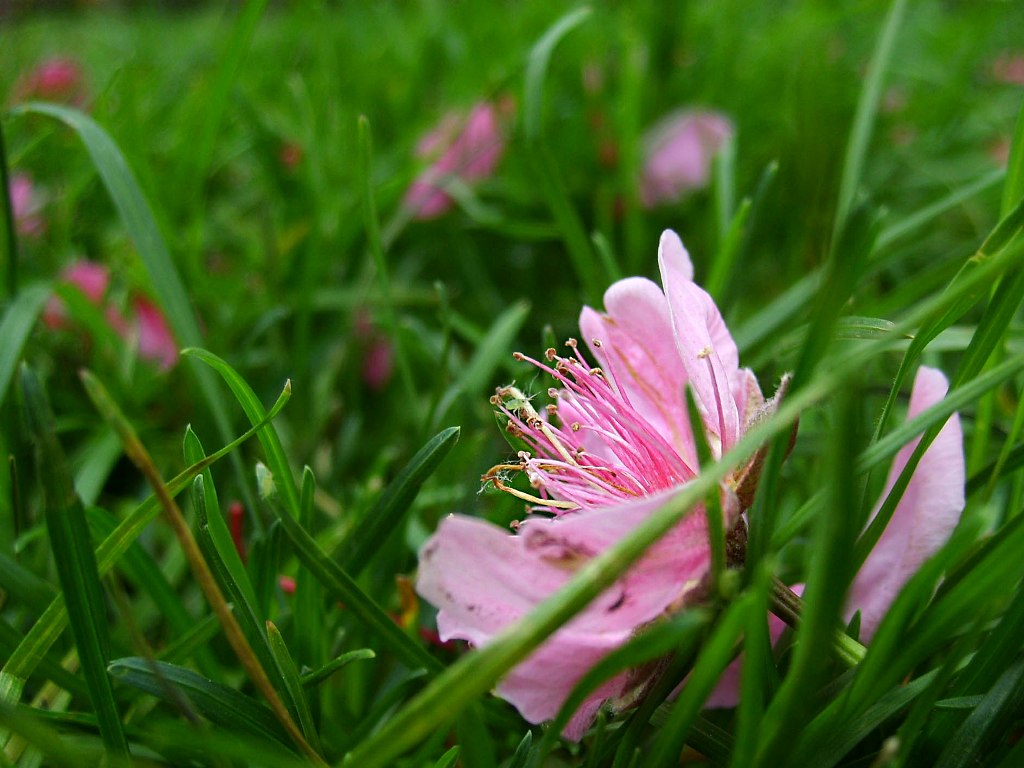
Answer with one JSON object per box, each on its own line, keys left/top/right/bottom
{"left": 846, "top": 366, "right": 965, "bottom": 640}
{"left": 134, "top": 296, "right": 178, "bottom": 370}
{"left": 658, "top": 235, "right": 740, "bottom": 454}
{"left": 579, "top": 277, "right": 696, "bottom": 466}
{"left": 417, "top": 489, "right": 717, "bottom": 737}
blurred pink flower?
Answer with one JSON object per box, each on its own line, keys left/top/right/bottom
{"left": 640, "top": 110, "right": 733, "bottom": 208}
{"left": 363, "top": 338, "right": 394, "bottom": 391}
{"left": 134, "top": 295, "right": 179, "bottom": 370}
{"left": 993, "top": 52, "right": 1024, "bottom": 86}
{"left": 707, "top": 366, "right": 964, "bottom": 707}
{"left": 9, "top": 173, "right": 46, "bottom": 239}
{"left": 403, "top": 100, "right": 510, "bottom": 220}
{"left": 43, "top": 259, "right": 178, "bottom": 369}
{"left": 278, "top": 141, "right": 304, "bottom": 172}
{"left": 418, "top": 231, "right": 776, "bottom": 738}
{"left": 14, "top": 56, "right": 87, "bottom": 105}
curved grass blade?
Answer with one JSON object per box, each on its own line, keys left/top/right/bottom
{"left": 184, "top": 347, "right": 439, "bottom": 673}
{"left": 108, "top": 657, "right": 290, "bottom": 748}
{"left": 523, "top": 6, "right": 592, "bottom": 142}
{"left": 17, "top": 366, "right": 127, "bottom": 756}
{"left": 1001, "top": 98, "right": 1024, "bottom": 216}
{"left": 10, "top": 102, "right": 242, "bottom": 499}
{"left": 335, "top": 426, "right": 460, "bottom": 574}
{"left": 0, "top": 282, "right": 50, "bottom": 408}
{"left": 432, "top": 746, "right": 460, "bottom": 768}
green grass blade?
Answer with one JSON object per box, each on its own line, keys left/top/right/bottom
{"left": 0, "top": 282, "right": 50, "bottom": 408}
{"left": 934, "top": 660, "right": 1024, "bottom": 768}
{"left": 0, "top": 382, "right": 291, "bottom": 709}
{"left": 17, "top": 366, "right": 127, "bottom": 756}
{"left": 184, "top": 346, "right": 438, "bottom": 673}
{"left": 293, "top": 466, "right": 324, "bottom": 672}
{"left": 0, "top": 120, "right": 19, "bottom": 299}
{"left": 523, "top": 6, "right": 592, "bottom": 142}
{"left": 265, "top": 622, "right": 322, "bottom": 756}
{"left": 335, "top": 426, "right": 459, "bottom": 574}
{"left": 1001, "top": 98, "right": 1024, "bottom": 216}
{"left": 108, "top": 657, "right": 291, "bottom": 749}
{"left": 174, "top": 0, "right": 269, "bottom": 209}
{"left": 647, "top": 595, "right": 754, "bottom": 768}
{"left": 300, "top": 649, "right": 375, "bottom": 689}
{"left": 833, "top": 0, "right": 907, "bottom": 236}
{"left": 10, "top": 102, "right": 240, "bottom": 479}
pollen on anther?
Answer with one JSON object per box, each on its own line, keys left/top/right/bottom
{"left": 571, "top": 422, "right": 581, "bottom": 432}
{"left": 565, "top": 338, "right": 578, "bottom": 348}
{"left": 547, "top": 388, "right": 559, "bottom": 398}
{"left": 697, "top": 345, "right": 713, "bottom": 359}
{"left": 592, "top": 338, "right": 603, "bottom": 348}
{"left": 513, "top": 352, "right": 526, "bottom": 361}
{"left": 544, "top": 347, "right": 557, "bottom": 360}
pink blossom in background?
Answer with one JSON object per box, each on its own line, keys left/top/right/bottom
{"left": 362, "top": 338, "right": 394, "bottom": 391}
{"left": 43, "top": 259, "right": 178, "bottom": 370}
{"left": 640, "top": 110, "right": 734, "bottom": 208}
{"left": 134, "top": 295, "right": 179, "bottom": 370}
{"left": 993, "top": 52, "right": 1024, "bottom": 86}
{"left": 9, "top": 173, "right": 46, "bottom": 239}
{"left": 278, "top": 141, "right": 304, "bottom": 172}
{"left": 14, "top": 56, "right": 88, "bottom": 105}
{"left": 42, "top": 260, "right": 117, "bottom": 330}
{"left": 403, "top": 100, "right": 511, "bottom": 220}
{"left": 707, "top": 366, "right": 965, "bottom": 708}
{"left": 417, "top": 231, "right": 780, "bottom": 738}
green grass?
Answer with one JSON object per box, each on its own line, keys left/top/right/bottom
{"left": 1, "top": 0, "right": 1024, "bottom": 765}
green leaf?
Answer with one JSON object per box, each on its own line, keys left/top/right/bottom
{"left": 11, "top": 102, "right": 242, "bottom": 498}
{"left": 0, "top": 282, "right": 50, "bottom": 409}
{"left": 335, "top": 426, "right": 460, "bottom": 574}
{"left": 523, "top": 6, "right": 592, "bottom": 142}
{"left": 432, "top": 746, "right": 460, "bottom": 768}
{"left": 108, "top": 657, "right": 291, "bottom": 748}
{"left": 833, "top": 0, "right": 907, "bottom": 235}
{"left": 300, "top": 649, "right": 375, "bottom": 689}
{"left": 934, "top": 660, "right": 1024, "bottom": 768}
{"left": 266, "top": 622, "right": 322, "bottom": 756}
{"left": 17, "top": 366, "right": 127, "bottom": 756}
{"left": 293, "top": 466, "right": 325, "bottom": 672}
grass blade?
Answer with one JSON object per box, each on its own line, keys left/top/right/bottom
{"left": 0, "top": 282, "right": 50, "bottom": 408}
{"left": 109, "top": 657, "right": 291, "bottom": 748}
{"left": 17, "top": 366, "right": 128, "bottom": 756}
{"left": 335, "top": 426, "right": 459, "bottom": 574}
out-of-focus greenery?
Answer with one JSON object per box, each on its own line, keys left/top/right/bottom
{"left": 1, "top": 0, "right": 1023, "bottom": 765}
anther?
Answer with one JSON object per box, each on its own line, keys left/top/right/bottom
{"left": 544, "top": 347, "right": 557, "bottom": 360}
{"left": 592, "top": 339, "right": 603, "bottom": 348}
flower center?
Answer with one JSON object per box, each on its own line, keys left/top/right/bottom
{"left": 485, "top": 339, "right": 696, "bottom": 514}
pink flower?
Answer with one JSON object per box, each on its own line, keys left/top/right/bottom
{"left": 43, "top": 259, "right": 178, "bottom": 370}
{"left": 14, "top": 56, "right": 87, "bottom": 105}
{"left": 9, "top": 173, "right": 46, "bottom": 239}
{"left": 134, "top": 295, "right": 179, "bottom": 371}
{"left": 403, "top": 101, "right": 510, "bottom": 220}
{"left": 707, "top": 366, "right": 964, "bottom": 707}
{"left": 640, "top": 110, "right": 733, "bottom": 208}
{"left": 992, "top": 52, "right": 1024, "bottom": 86}
{"left": 417, "top": 231, "right": 773, "bottom": 737}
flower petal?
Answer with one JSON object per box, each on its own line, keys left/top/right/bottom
{"left": 579, "top": 277, "right": 696, "bottom": 467}
{"left": 847, "top": 366, "right": 965, "bottom": 640}
{"left": 658, "top": 235, "right": 740, "bottom": 454}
